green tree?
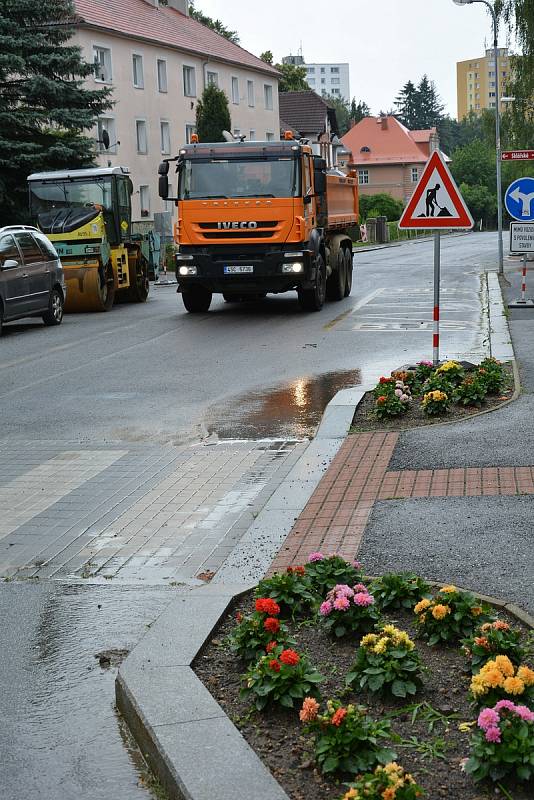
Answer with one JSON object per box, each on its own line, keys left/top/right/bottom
{"left": 394, "top": 75, "right": 444, "bottom": 130}
{"left": 496, "top": 0, "right": 534, "bottom": 142}
{"left": 260, "top": 50, "right": 273, "bottom": 65}
{"left": 460, "top": 182, "right": 497, "bottom": 227}
{"left": 276, "top": 62, "right": 309, "bottom": 92}
{"left": 195, "top": 83, "right": 231, "bottom": 142}
{"left": 395, "top": 81, "right": 420, "bottom": 129}
{"left": 0, "top": 0, "right": 112, "bottom": 224}
{"left": 350, "top": 99, "right": 371, "bottom": 124}
{"left": 451, "top": 139, "right": 496, "bottom": 191}
{"left": 325, "top": 95, "right": 350, "bottom": 135}
{"left": 358, "top": 193, "right": 404, "bottom": 222}
{"left": 188, "top": 2, "right": 239, "bottom": 43}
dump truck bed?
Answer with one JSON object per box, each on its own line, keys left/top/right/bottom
{"left": 325, "top": 172, "right": 359, "bottom": 231}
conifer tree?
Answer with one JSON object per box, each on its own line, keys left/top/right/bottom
{"left": 195, "top": 83, "right": 232, "bottom": 142}
{"left": 394, "top": 81, "right": 420, "bottom": 129}
{"left": 0, "top": 0, "right": 112, "bottom": 223}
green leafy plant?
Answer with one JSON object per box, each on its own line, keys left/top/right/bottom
{"left": 421, "top": 372, "right": 455, "bottom": 395}
{"left": 300, "top": 698, "right": 396, "bottom": 775}
{"left": 228, "top": 598, "right": 292, "bottom": 663}
{"left": 372, "top": 377, "right": 397, "bottom": 399}
{"left": 465, "top": 701, "right": 534, "bottom": 782}
{"left": 469, "top": 656, "right": 534, "bottom": 707}
{"left": 462, "top": 620, "right": 527, "bottom": 673}
{"left": 454, "top": 374, "right": 488, "bottom": 407}
{"left": 420, "top": 389, "right": 451, "bottom": 416}
{"left": 370, "top": 572, "right": 430, "bottom": 610}
{"left": 255, "top": 566, "right": 315, "bottom": 618}
{"left": 339, "top": 762, "right": 425, "bottom": 800}
{"left": 305, "top": 553, "right": 362, "bottom": 599}
{"left": 374, "top": 393, "right": 407, "bottom": 419}
{"left": 414, "top": 360, "right": 434, "bottom": 385}
{"left": 477, "top": 357, "right": 506, "bottom": 395}
{"left": 435, "top": 360, "right": 465, "bottom": 384}
{"left": 319, "top": 582, "right": 379, "bottom": 638}
{"left": 386, "top": 701, "right": 462, "bottom": 733}
{"left": 346, "top": 625, "right": 424, "bottom": 698}
{"left": 413, "top": 584, "right": 493, "bottom": 645}
{"left": 240, "top": 645, "right": 323, "bottom": 710}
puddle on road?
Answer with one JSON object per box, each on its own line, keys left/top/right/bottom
{"left": 205, "top": 369, "right": 361, "bottom": 439}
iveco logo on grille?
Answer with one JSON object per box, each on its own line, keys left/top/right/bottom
{"left": 217, "top": 221, "right": 259, "bottom": 229}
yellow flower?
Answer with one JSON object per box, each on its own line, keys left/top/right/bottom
{"left": 343, "top": 790, "right": 358, "bottom": 800}
{"left": 438, "top": 360, "right": 461, "bottom": 372}
{"left": 373, "top": 637, "right": 389, "bottom": 654}
{"left": 482, "top": 667, "right": 505, "bottom": 689}
{"left": 440, "top": 585, "right": 457, "bottom": 593}
{"left": 383, "top": 762, "right": 403, "bottom": 776}
{"left": 517, "top": 665, "right": 534, "bottom": 686}
{"left": 494, "top": 655, "right": 514, "bottom": 677}
{"left": 382, "top": 624, "right": 399, "bottom": 636}
{"left": 503, "top": 676, "right": 525, "bottom": 695}
{"left": 458, "top": 721, "right": 476, "bottom": 732}
{"left": 432, "top": 604, "right": 451, "bottom": 620}
{"left": 470, "top": 674, "right": 486, "bottom": 696}
{"left": 471, "top": 606, "right": 483, "bottom": 616}
{"left": 414, "top": 598, "right": 431, "bottom": 614}
{"left": 360, "top": 633, "right": 378, "bottom": 647}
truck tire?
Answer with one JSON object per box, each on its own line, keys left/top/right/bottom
{"left": 223, "top": 293, "right": 240, "bottom": 303}
{"left": 298, "top": 253, "right": 326, "bottom": 312}
{"left": 344, "top": 247, "right": 354, "bottom": 297}
{"left": 182, "top": 286, "right": 212, "bottom": 313}
{"left": 326, "top": 248, "right": 346, "bottom": 302}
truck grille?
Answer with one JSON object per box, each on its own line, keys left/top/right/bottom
{"left": 195, "top": 221, "right": 279, "bottom": 240}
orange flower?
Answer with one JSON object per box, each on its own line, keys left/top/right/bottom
{"left": 431, "top": 604, "right": 451, "bottom": 620}
{"left": 483, "top": 668, "right": 505, "bottom": 688}
{"left": 299, "top": 697, "right": 319, "bottom": 723}
{"left": 503, "top": 676, "right": 525, "bottom": 695}
{"left": 382, "top": 789, "right": 396, "bottom": 800}
{"left": 471, "top": 606, "right": 483, "bottom": 616}
{"left": 494, "top": 655, "right": 514, "bottom": 677}
{"left": 517, "top": 665, "right": 534, "bottom": 686}
{"left": 492, "top": 620, "right": 510, "bottom": 631}
{"left": 474, "top": 636, "right": 490, "bottom": 649}
{"left": 331, "top": 707, "right": 348, "bottom": 726}
{"left": 376, "top": 395, "right": 388, "bottom": 405}
{"left": 279, "top": 648, "right": 300, "bottom": 666}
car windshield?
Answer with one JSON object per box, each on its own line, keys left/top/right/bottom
{"left": 178, "top": 157, "right": 300, "bottom": 200}
{"left": 29, "top": 178, "right": 113, "bottom": 214}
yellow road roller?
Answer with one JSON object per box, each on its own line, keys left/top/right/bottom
{"left": 27, "top": 166, "right": 149, "bottom": 312}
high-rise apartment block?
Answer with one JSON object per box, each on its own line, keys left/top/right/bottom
{"left": 457, "top": 48, "right": 511, "bottom": 119}
{"left": 282, "top": 54, "right": 350, "bottom": 102}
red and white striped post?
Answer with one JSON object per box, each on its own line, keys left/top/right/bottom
{"left": 433, "top": 231, "right": 441, "bottom": 367}
{"left": 520, "top": 259, "right": 527, "bottom": 302}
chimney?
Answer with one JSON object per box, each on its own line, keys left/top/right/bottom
{"left": 166, "top": 0, "right": 189, "bottom": 13}
{"left": 380, "top": 117, "right": 388, "bottom": 130}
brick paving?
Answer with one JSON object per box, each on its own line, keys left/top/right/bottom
{"left": 268, "top": 431, "right": 534, "bottom": 572}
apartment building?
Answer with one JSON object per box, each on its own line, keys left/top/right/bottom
{"left": 457, "top": 48, "right": 511, "bottom": 119}
{"left": 73, "top": 0, "right": 280, "bottom": 221}
{"left": 282, "top": 54, "right": 350, "bottom": 101}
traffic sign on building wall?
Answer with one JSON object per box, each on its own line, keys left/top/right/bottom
{"left": 505, "top": 177, "right": 534, "bottom": 222}
{"left": 398, "top": 150, "right": 474, "bottom": 230}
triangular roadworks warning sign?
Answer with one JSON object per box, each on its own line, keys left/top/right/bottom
{"left": 398, "top": 150, "right": 474, "bottom": 230}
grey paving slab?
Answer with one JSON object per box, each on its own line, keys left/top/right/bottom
{"left": 358, "top": 495, "right": 534, "bottom": 615}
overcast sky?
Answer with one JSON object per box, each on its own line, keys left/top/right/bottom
{"left": 195, "top": 0, "right": 512, "bottom": 119}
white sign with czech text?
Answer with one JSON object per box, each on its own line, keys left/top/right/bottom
{"left": 510, "top": 222, "right": 534, "bottom": 254}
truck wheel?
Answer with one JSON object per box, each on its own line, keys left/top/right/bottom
{"left": 223, "top": 293, "right": 240, "bottom": 303}
{"left": 344, "top": 248, "right": 354, "bottom": 297}
{"left": 298, "top": 253, "right": 326, "bottom": 312}
{"left": 182, "top": 286, "right": 212, "bottom": 313}
{"left": 326, "top": 248, "right": 346, "bottom": 302}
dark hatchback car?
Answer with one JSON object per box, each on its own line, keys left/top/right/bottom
{"left": 0, "top": 225, "right": 66, "bottom": 336}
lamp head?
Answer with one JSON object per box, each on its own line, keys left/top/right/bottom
{"left": 453, "top": 0, "right": 473, "bottom": 4}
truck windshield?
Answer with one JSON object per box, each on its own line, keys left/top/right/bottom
{"left": 29, "top": 178, "right": 113, "bottom": 215}
{"left": 178, "top": 157, "right": 300, "bottom": 200}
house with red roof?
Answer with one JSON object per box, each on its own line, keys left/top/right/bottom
{"left": 341, "top": 116, "right": 442, "bottom": 203}
{"left": 71, "top": 0, "right": 280, "bottom": 221}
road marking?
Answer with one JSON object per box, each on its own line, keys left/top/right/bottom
{"left": 351, "top": 321, "right": 477, "bottom": 331}
{"left": 0, "top": 450, "right": 126, "bottom": 543}
{"left": 324, "top": 288, "right": 385, "bottom": 330}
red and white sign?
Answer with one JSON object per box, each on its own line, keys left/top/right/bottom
{"left": 398, "top": 150, "right": 474, "bottom": 230}
{"left": 502, "top": 150, "right": 534, "bottom": 161}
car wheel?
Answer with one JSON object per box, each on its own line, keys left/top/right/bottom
{"left": 182, "top": 286, "right": 212, "bottom": 313}
{"left": 42, "top": 288, "right": 64, "bottom": 326}
{"left": 298, "top": 253, "right": 326, "bottom": 312}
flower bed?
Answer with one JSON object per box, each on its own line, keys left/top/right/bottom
{"left": 194, "top": 557, "right": 534, "bottom": 800}
{"left": 352, "top": 359, "right": 514, "bottom": 432}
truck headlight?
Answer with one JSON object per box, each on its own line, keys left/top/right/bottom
{"left": 178, "top": 265, "right": 197, "bottom": 276}
{"left": 282, "top": 262, "right": 303, "bottom": 274}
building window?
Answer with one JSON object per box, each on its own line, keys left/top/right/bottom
{"left": 307, "top": 66, "right": 315, "bottom": 74}
{"left": 411, "top": 167, "right": 418, "bottom": 182}
{"left": 97, "top": 117, "right": 117, "bottom": 153}
{"left": 231, "top": 76, "right": 239, "bottom": 104}
{"left": 136, "top": 120, "right": 147, "bottom": 154}
{"left": 265, "top": 131, "right": 274, "bottom": 141}
{"left": 183, "top": 65, "right": 196, "bottom": 96}
{"left": 358, "top": 169, "right": 369, "bottom": 185}
{"left": 264, "top": 84, "right": 273, "bottom": 110}
{"left": 249, "top": 130, "right": 255, "bottom": 140}
{"left": 93, "top": 46, "right": 112, "bottom": 83}
{"left": 157, "top": 59, "right": 168, "bottom": 93}
{"left": 160, "top": 120, "right": 170, "bottom": 154}
{"left": 489, "top": 91, "right": 496, "bottom": 97}
{"left": 139, "top": 185, "right": 150, "bottom": 218}
{"left": 185, "top": 124, "right": 196, "bottom": 144}
{"left": 331, "top": 88, "right": 340, "bottom": 95}
{"left": 331, "top": 78, "right": 340, "bottom": 85}
{"left": 247, "top": 79, "right": 254, "bottom": 107}
{"left": 321, "top": 78, "right": 326, "bottom": 84}
{"left": 330, "top": 66, "right": 339, "bottom": 74}
{"left": 320, "top": 67, "right": 325, "bottom": 74}
{"left": 206, "top": 70, "right": 218, "bottom": 87}
{"left": 132, "top": 54, "right": 144, "bottom": 88}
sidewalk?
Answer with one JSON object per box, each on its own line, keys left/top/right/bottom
{"left": 268, "top": 267, "right": 534, "bottom": 615}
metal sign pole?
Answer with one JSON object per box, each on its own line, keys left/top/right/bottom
{"left": 433, "top": 232, "right": 441, "bottom": 367}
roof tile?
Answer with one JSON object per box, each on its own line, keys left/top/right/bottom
{"left": 341, "top": 116, "right": 437, "bottom": 165}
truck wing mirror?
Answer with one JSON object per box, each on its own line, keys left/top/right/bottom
{"left": 158, "top": 161, "right": 170, "bottom": 176}
{"left": 314, "top": 171, "right": 326, "bottom": 195}
{"left": 158, "top": 175, "right": 169, "bottom": 200}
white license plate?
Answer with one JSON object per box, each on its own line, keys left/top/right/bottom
{"left": 224, "top": 265, "right": 254, "bottom": 274}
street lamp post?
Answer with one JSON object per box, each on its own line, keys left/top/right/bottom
{"left": 453, "top": 0, "right": 504, "bottom": 274}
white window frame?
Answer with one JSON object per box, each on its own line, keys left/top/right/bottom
{"left": 136, "top": 119, "right": 148, "bottom": 154}
{"left": 249, "top": 130, "right": 255, "bottom": 141}
{"left": 132, "top": 53, "right": 144, "bottom": 89}
{"left": 247, "top": 79, "right": 255, "bottom": 107}
{"left": 206, "top": 70, "right": 218, "bottom": 88}
{"left": 139, "top": 185, "right": 150, "bottom": 218}
{"left": 265, "top": 131, "right": 275, "bottom": 141}
{"left": 183, "top": 65, "right": 196, "bottom": 97}
{"left": 93, "top": 45, "right": 112, "bottom": 83}
{"left": 160, "top": 120, "right": 171, "bottom": 155}
{"left": 231, "top": 76, "right": 239, "bottom": 104}
{"left": 358, "top": 169, "right": 369, "bottom": 185}
{"left": 185, "top": 123, "right": 197, "bottom": 144}
{"left": 411, "top": 167, "right": 419, "bottom": 183}
{"left": 157, "top": 59, "right": 168, "bottom": 93}
{"left": 97, "top": 117, "right": 117, "bottom": 154}
{"left": 264, "top": 84, "right": 273, "bottom": 111}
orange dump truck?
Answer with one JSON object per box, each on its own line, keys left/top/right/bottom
{"left": 158, "top": 136, "right": 358, "bottom": 313}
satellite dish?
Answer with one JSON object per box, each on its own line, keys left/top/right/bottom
{"left": 222, "top": 130, "right": 235, "bottom": 142}
{"left": 101, "top": 129, "right": 110, "bottom": 149}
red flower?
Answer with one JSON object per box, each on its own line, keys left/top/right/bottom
{"left": 294, "top": 566, "right": 305, "bottom": 575}
{"left": 279, "top": 649, "right": 300, "bottom": 666}
{"left": 331, "top": 708, "right": 347, "bottom": 727}
{"left": 376, "top": 395, "right": 388, "bottom": 405}
{"left": 255, "top": 598, "right": 280, "bottom": 616}
{"left": 269, "top": 659, "right": 281, "bottom": 672}
{"left": 266, "top": 641, "right": 277, "bottom": 653}
{"left": 236, "top": 612, "right": 243, "bottom": 623}
{"left": 264, "top": 617, "right": 280, "bottom": 634}
{"left": 379, "top": 377, "right": 393, "bottom": 384}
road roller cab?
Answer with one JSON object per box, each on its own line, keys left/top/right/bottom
{"left": 27, "top": 167, "right": 149, "bottom": 312}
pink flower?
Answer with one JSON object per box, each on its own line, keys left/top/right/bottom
{"left": 353, "top": 560, "right": 362, "bottom": 570}
{"left": 333, "top": 596, "right": 350, "bottom": 611}
{"left": 334, "top": 584, "right": 354, "bottom": 597}
{"left": 395, "top": 389, "right": 403, "bottom": 397}
{"left": 514, "top": 705, "right": 534, "bottom": 722}
{"left": 418, "top": 360, "right": 433, "bottom": 367}
{"left": 485, "top": 726, "right": 501, "bottom": 743}
{"left": 494, "top": 699, "right": 516, "bottom": 712}
{"left": 319, "top": 601, "right": 332, "bottom": 616}
{"left": 354, "top": 592, "right": 374, "bottom": 607}
{"left": 478, "top": 708, "right": 499, "bottom": 731}
{"left": 353, "top": 583, "right": 367, "bottom": 593}
{"left": 308, "top": 552, "right": 324, "bottom": 562}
